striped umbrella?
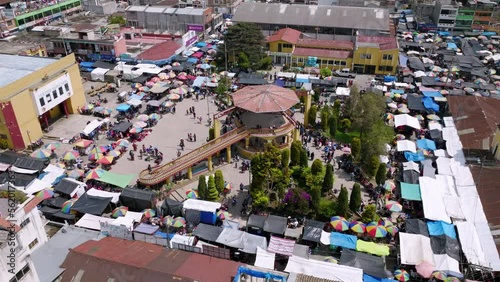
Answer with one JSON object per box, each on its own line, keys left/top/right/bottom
{"left": 62, "top": 150, "right": 79, "bottom": 161}
{"left": 107, "top": 150, "right": 121, "bottom": 157}
{"left": 149, "top": 113, "right": 161, "bottom": 120}
{"left": 330, "top": 216, "right": 349, "bottom": 231}
{"left": 349, "top": 221, "right": 366, "bottom": 233}
{"left": 186, "top": 189, "right": 198, "bottom": 199}
{"left": 163, "top": 101, "right": 175, "bottom": 108}
{"left": 323, "top": 257, "right": 338, "bottom": 263}
{"left": 415, "top": 114, "right": 424, "bottom": 121}
{"left": 432, "top": 271, "right": 448, "bottom": 281}
{"left": 167, "top": 93, "right": 181, "bottom": 100}
{"left": 217, "top": 210, "right": 230, "bottom": 220}
{"left": 88, "top": 153, "right": 104, "bottom": 162}
{"left": 36, "top": 188, "right": 54, "bottom": 199}
{"left": 67, "top": 169, "right": 85, "bottom": 179}
{"left": 45, "top": 142, "right": 61, "bottom": 151}
{"left": 398, "top": 107, "right": 410, "bottom": 114}
{"left": 384, "top": 113, "right": 394, "bottom": 120}
{"left": 61, "top": 199, "right": 76, "bottom": 214}
{"left": 444, "top": 277, "right": 460, "bottom": 282}
{"left": 383, "top": 180, "right": 396, "bottom": 191}
{"left": 366, "top": 222, "right": 388, "bottom": 238}
{"left": 163, "top": 215, "right": 174, "bottom": 226}
{"left": 54, "top": 163, "right": 66, "bottom": 169}
{"left": 31, "top": 149, "right": 52, "bottom": 159}
{"left": 386, "top": 225, "right": 399, "bottom": 235}
{"left": 130, "top": 127, "right": 143, "bottom": 134}
{"left": 427, "top": 114, "right": 441, "bottom": 120}
{"left": 172, "top": 217, "right": 186, "bottom": 228}
{"left": 142, "top": 209, "right": 156, "bottom": 218}
{"left": 111, "top": 206, "right": 128, "bottom": 218}
{"left": 115, "top": 139, "right": 130, "bottom": 148}
{"left": 97, "top": 155, "right": 114, "bottom": 165}
{"left": 386, "top": 201, "right": 403, "bottom": 212}
{"left": 74, "top": 139, "right": 93, "bottom": 148}
{"left": 91, "top": 146, "right": 109, "bottom": 154}
{"left": 137, "top": 114, "right": 149, "bottom": 122}
{"left": 394, "top": 269, "right": 410, "bottom": 282}
{"left": 378, "top": 217, "right": 393, "bottom": 227}
{"left": 85, "top": 168, "right": 105, "bottom": 180}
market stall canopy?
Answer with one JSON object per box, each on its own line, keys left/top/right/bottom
{"left": 0, "top": 151, "right": 22, "bottom": 165}
{"left": 285, "top": 255, "right": 363, "bottom": 282}
{"left": 336, "top": 87, "right": 350, "bottom": 96}
{"left": 247, "top": 214, "right": 268, "bottom": 229}
{"left": 394, "top": 114, "right": 421, "bottom": 129}
{"left": 0, "top": 172, "right": 37, "bottom": 187}
{"left": 183, "top": 199, "right": 221, "bottom": 213}
{"left": 126, "top": 99, "right": 142, "bottom": 107}
{"left": 400, "top": 182, "right": 422, "bottom": 201}
{"left": 96, "top": 171, "right": 135, "bottom": 188}
{"left": 161, "top": 198, "right": 183, "bottom": 217}
{"left": 238, "top": 78, "right": 268, "bottom": 85}
{"left": 330, "top": 232, "right": 357, "bottom": 250}
{"left": 71, "top": 193, "right": 112, "bottom": 216}
{"left": 13, "top": 156, "right": 47, "bottom": 172}
{"left": 193, "top": 223, "right": 223, "bottom": 242}
{"left": 82, "top": 119, "right": 108, "bottom": 136}
{"left": 400, "top": 232, "right": 434, "bottom": 265}
{"left": 24, "top": 178, "right": 51, "bottom": 194}
{"left": 267, "top": 236, "right": 296, "bottom": 256}
{"left": 255, "top": 247, "right": 276, "bottom": 270}
{"left": 302, "top": 225, "right": 323, "bottom": 243}
{"left": 405, "top": 219, "right": 430, "bottom": 236}
{"left": 133, "top": 223, "right": 159, "bottom": 235}
{"left": 111, "top": 121, "right": 132, "bottom": 133}
{"left": 43, "top": 196, "right": 68, "bottom": 209}
{"left": 147, "top": 100, "right": 162, "bottom": 107}
{"left": 402, "top": 170, "right": 420, "bottom": 184}
{"left": 263, "top": 215, "right": 288, "bottom": 235}
{"left": 340, "top": 249, "right": 390, "bottom": 278}
{"left": 397, "top": 140, "right": 417, "bottom": 153}
{"left": 232, "top": 85, "right": 299, "bottom": 113}
{"left": 403, "top": 161, "right": 420, "bottom": 172}
{"left": 86, "top": 188, "right": 120, "bottom": 204}
{"left": 215, "top": 228, "right": 268, "bottom": 254}
{"left": 53, "top": 178, "right": 85, "bottom": 197}
{"left": 149, "top": 85, "right": 169, "bottom": 94}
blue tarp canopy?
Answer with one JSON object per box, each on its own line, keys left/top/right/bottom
{"left": 400, "top": 182, "right": 422, "bottom": 201}
{"left": 80, "top": 62, "right": 94, "bottom": 68}
{"left": 427, "top": 221, "right": 457, "bottom": 239}
{"left": 482, "top": 31, "right": 497, "bottom": 37}
{"left": 187, "top": 57, "right": 198, "bottom": 64}
{"left": 416, "top": 138, "right": 437, "bottom": 151}
{"left": 404, "top": 151, "right": 425, "bottom": 162}
{"left": 391, "top": 89, "right": 404, "bottom": 94}
{"left": 364, "top": 275, "right": 397, "bottom": 282}
{"left": 422, "top": 91, "right": 443, "bottom": 98}
{"left": 422, "top": 96, "right": 440, "bottom": 112}
{"left": 195, "top": 42, "right": 207, "bottom": 47}
{"left": 438, "top": 31, "right": 450, "bottom": 36}
{"left": 399, "top": 54, "right": 408, "bottom": 67}
{"left": 330, "top": 232, "right": 357, "bottom": 249}
{"left": 116, "top": 104, "right": 131, "bottom": 112}
{"left": 129, "top": 94, "right": 143, "bottom": 101}
{"left": 384, "top": 76, "right": 396, "bottom": 82}
{"left": 296, "top": 78, "right": 309, "bottom": 83}
{"left": 447, "top": 42, "right": 458, "bottom": 50}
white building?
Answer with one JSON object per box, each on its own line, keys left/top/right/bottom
{"left": 0, "top": 194, "right": 47, "bottom": 282}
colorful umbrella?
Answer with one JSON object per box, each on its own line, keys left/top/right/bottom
{"left": 74, "top": 139, "right": 93, "bottom": 148}
{"left": 217, "top": 210, "right": 230, "bottom": 220}
{"left": 94, "top": 107, "right": 113, "bottom": 116}
{"left": 62, "top": 150, "right": 79, "bottom": 161}
{"left": 82, "top": 104, "right": 94, "bottom": 111}
{"left": 115, "top": 139, "right": 130, "bottom": 148}
{"left": 67, "top": 169, "right": 85, "bottom": 179}
{"left": 112, "top": 206, "right": 128, "bottom": 218}
{"left": 137, "top": 114, "right": 149, "bottom": 122}
{"left": 163, "top": 215, "right": 174, "bottom": 225}
{"left": 149, "top": 113, "right": 161, "bottom": 120}
{"left": 432, "top": 271, "right": 448, "bottom": 281}
{"left": 31, "top": 148, "right": 52, "bottom": 159}
{"left": 395, "top": 134, "right": 406, "bottom": 141}
{"left": 398, "top": 107, "right": 410, "bottom": 114}
{"left": 387, "top": 102, "right": 398, "bottom": 109}
{"left": 163, "top": 101, "right": 174, "bottom": 108}
{"left": 97, "top": 155, "right": 114, "bottom": 165}
{"left": 416, "top": 261, "right": 435, "bottom": 278}
{"left": 366, "top": 222, "right": 388, "bottom": 238}
{"left": 107, "top": 150, "right": 121, "bottom": 157}
{"left": 88, "top": 153, "right": 104, "bottom": 162}
{"left": 172, "top": 217, "right": 186, "bottom": 227}
{"left": 330, "top": 216, "right": 349, "bottom": 231}
{"left": 323, "top": 257, "right": 338, "bottom": 263}
{"left": 378, "top": 217, "right": 393, "bottom": 227}
{"left": 133, "top": 121, "right": 148, "bottom": 128}
{"left": 383, "top": 180, "right": 395, "bottom": 191}
{"left": 36, "top": 188, "right": 54, "bottom": 199}
{"left": 386, "top": 201, "right": 403, "bottom": 212}
{"left": 415, "top": 114, "right": 424, "bottom": 121}
{"left": 45, "top": 142, "right": 61, "bottom": 151}
{"left": 386, "top": 225, "right": 399, "bottom": 235}
{"left": 54, "top": 163, "right": 66, "bottom": 169}
{"left": 186, "top": 189, "right": 198, "bottom": 199}
{"left": 224, "top": 182, "right": 232, "bottom": 191}
{"left": 394, "top": 269, "right": 410, "bottom": 282}
{"left": 444, "top": 277, "right": 460, "bottom": 282}
{"left": 220, "top": 71, "right": 229, "bottom": 76}
{"left": 85, "top": 168, "right": 105, "bottom": 180}
{"left": 130, "top": 127, "right": 143, "bottom": 134}
{"left": 91, "top": 145, "right": 109, "bottom": 154}
{"left": 349, "top": 221, "right": 366, "bottom": 233}
{"left": 427, "top": 114, "right": 441, "bottom": 120}
{"left": 61, "top": 199, "right": 76, "bottom": 214}
{"left": 142, "top": 209, "right": 156, "bottom": 218}
{"left": 167, "top": 93, "right": 181, "bottom": 100}
{"left": 384, "top": 113, "right": 394, "bottom": 120}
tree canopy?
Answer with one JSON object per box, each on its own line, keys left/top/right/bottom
{"left": 349, "top": 183, "right": 362, "bottom": 212}
{"left": 322, "top": 164, "right": 334, "bottom": 195}
{"left": 207, "top": 175, "right": 219, "bottom": 202}
{"left": 197, "top": 175, "right": 207, "bottom": 200}
{"left": 336, "top": 186, "right": 349, "bottom": 217}
{"left": 375, "top": 163, "right": 387, "bottom": 186}
{"left": 108, "top": 15, "right": 126, "bottom": 26}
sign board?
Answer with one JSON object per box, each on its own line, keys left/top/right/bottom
{"left": 31, "top": 73, "right": 74, "bottom": 116}
{"left": 187, "top": 24, "right": 204, "bottom": 32}
{"left": 182, "top": 30, "right": 198, "bottom": 47}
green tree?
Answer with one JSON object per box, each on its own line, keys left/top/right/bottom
{"left": 237, "top": 52, "right": 251, "bottom": 69}
{"left": 313, "top": 88, "right": 321, "bottom": 103}
{"left": 320, "top": 67, "right": 332, "bottom": 78}
{"left": 353, "top": 92, "right": 386, "bottom": 137}
{"left": 375, "top": 163, "right": 387, "bottom": 186}
{"left": 311, "top": 159, "right": 323, "bottom": 175}
{"left": 339, "top": 118, "right": 352, "bottom": 132}
{"left": 336, "top": 186, "right": 349, "bottom": 217}
{"left": 197, "top": 175, "right": 207, "bottom": 200}
{"left": 361, "top": 204, "right": 380, "bottom": 222}
{"left": 351, "top": 137, "right": 361, "bottom": 160}
{"left": 214, "top": 170, "right": 225, "bottom": 193}
{"left": 258, "top": 56, "right": 273, "bottom": 70}
{"left": 365, "top": 155, "right": 380, "bottom": 179}
{"left": 322, "top": 163, "right": 334, "bottom": 195}
{"left": 290, "top": 141, "right": 302, "bottom": 166}
{"left": 333, "top": 100, "right": 342, "bottom": 117}
{"left": 108, "top": 15, "right": 126, "bottom": 26}
{"left": 317, "top": 198, "right": 336, "bottom": 221}
{"left": 0, "top": 190, "right": 27, "bottom": 203}
{"left": 328, "top": 115, "right": 338, "bottom": 137}
{"left": 218, "top": 23, "right": 267, "bottom": 69}
{"left": 281, "top": 148, "right": 290, "bottom": 168}
{"left": 207, "top": 175, "right": 219, "bottom": 201}
{"left": 360, "top": 120, "right": 394, "bottom": 165}
{"left": 349, "top": 183, "right": 362, "bottom": 212}
{"left": 252, "top": 190, "right": 270, "bottom": 208}
{"left": 320, "top": 107, "right": 330, "bottom": 131}
{"left": 311, "top": 187, "right": 321, "bottom": 214}
{"left": 300, "top": 148, "right": 309, "bottom": 168}
{"left": 308, "top": 105, "right": 318, "bottom": 126}
{"left": 283, "top": 188, "right": 311, "bottom": 216}
{"left": 344, "top": 85, "right": 361, "bottom": 119}
{"left": 215, "top": 76, "right": 229, "bottom": 96}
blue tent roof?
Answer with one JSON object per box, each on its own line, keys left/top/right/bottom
{"left": 296, "top": 78, "right": 309, "bottom": 83}
{"left": 80, "top": 62, "right": 94, "bottom": 68}
{"left": 447, "top": 42, "right": 458, "bottom": 50}
{"left": 384, "top": 76, "right": 396, "bottom": 82}
{"left": 422, "top": 96, "right": 440, "bottom": 112}
{"left": 391, "top": 89, "right": 404, "bottom": 94}
{"left": 416, "top": 138, "right": 437, "bottom": 151}
{"left": 187, "top": 57, "right": 198, "bottom": 64}
{"left": 399, "top": 54, "right": 408, "bottom": 67}
{"left": 129, "top": 94, "right": 143, "bottom": 101}
{"left": 195, "top": 42, "right": 207, "bottom": 47}
{"left": 116, "top": 104, "right": 131, "bottom": 112}
{"left": 422, "top": 91, "right": 443, "bottom": 98}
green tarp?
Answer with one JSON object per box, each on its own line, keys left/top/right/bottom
{"left": 356, "top": 240, "right": 390, "bottom": 257}
{"left": 96, "top": 171, "right": 135, "bottom": 188}
{"left": 400, "top": 182, "right": 422, "bottom": 201}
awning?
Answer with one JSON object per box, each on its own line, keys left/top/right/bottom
{"left": 183, "top": 199, "right": 221, "bottom": 213}
{"left": 330, "top": 232, "right": 357, "bottom": 249}
{"left": 285, "top": 255, "right": 363, "bottom": 282}
{"left": 417, "top": 138, "right": 437, "bottom": 151}
{"left": 420, "top": 176, "right": 451, "bottom": 223}
{"left": 133, "top": 223, "right": 160, "bottom": 235}
{"left": 71, "top": 193, "right": 112, "bottom": 216}
{"left": 96, "top": 171, "right": 135, "bottom": 188}
{"left": 401, "top": 182, "right": 422, "bottom": 201}
{"left": 215, "top": 228, "right": 267, "bottom": 254}
{"left": 24, "top": 178, "right": 52, "bottom": 194}
{"left": 13, "top": 156, "right": 47, "bottom": 171}
{"left": 43, "top": 196, "right": 68, "bottom": 208}
{"left": 10, "top": 166, "right": 38, "bottom": 174}
{"left": 340, "top": 249, "right": 389, "bottom": 278}
{"left": 263, "top": 215, "right": 287, "bottom": 235}
{"left": 116, "top": 104, "right": 131, "bottom": 112}
{"left": 402, "top": 170, "right": 419, "bottom": 184}
{"left": 126, "top": 99, "right": 142, "bottom": 107}
{"left": 82, "top": 119, "right": 107, "bottom": 136}
{"left": 267, "top": 236, "right": 295, "bottom": 256}
{"left": 111, "top": 121, "right": 132, "bottom": 133}
{"left": 54, "top": 178, "right": 83, "bottom": 196}
{"left": 302, "top": 226, "right": 322, "bottom": 243}
{"left": 356, "top": 240, "right": 390, "bottom": 256}
{"left": 86, "top": 188, "right": 120, "bottom": 204}
{"left": 0, "top": 163, "right": 11, "bottom": 171}
{"left": 75, "top": 213, "right": 115, "bottom": 231}
{"left": 430, "top": 235, "right": 460, "bottom": 261}
{"left": 397, "top": 140, "right": 417, "bottom": 153}
{"left": 427, "top": 221, "right": 456, "bottom": 239}
{"left": 193, "top": 223, "right": 223, "bottom": 242}
{"left": 405, "top": 219, "right": 430, "bottom": 236}
{"left": 0, "top": 172, "right": 36, "bottom": 187}
{"left": 400, "top": 232, "right": 434, "bottom": 265}
{"left": 407, "top": 94, "right": 427, "bottom": 112}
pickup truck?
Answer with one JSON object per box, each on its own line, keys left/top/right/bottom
{"left": 334, "top": 68, "right": 357, "bottom": 78}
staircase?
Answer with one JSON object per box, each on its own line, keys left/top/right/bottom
{"left": 138, "top": 127, "right": 250, "bottom": 185}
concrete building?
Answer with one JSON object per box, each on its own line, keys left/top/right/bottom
{"left": 0, "top": 54, "right": 86, "bottom": 150}
{"left": 232, "top": 3, "right": 392, "bottom": 41}
{"left": 125, "top": 6, "right": 222, "bottom": 37}
{"left": 432, "top": 0, "right": 458, "bottom": 30}
{"left": 0, "top": 7, "right": 17, "bottom": 38}
{"left": 81, "top": 0, "right": 117, "bottom": 15}
{"left": 0, "top": 195, "right": 48, "bottom": 282}
{"left": 0, "top": 41, "right": 47, "bottom": 56}
{"left": 456, "top": 0, "right": 499, "bottom": 31}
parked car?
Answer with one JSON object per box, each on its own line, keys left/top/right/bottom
{"left": 334, "top": 68, "right": 357, "bottom": 78}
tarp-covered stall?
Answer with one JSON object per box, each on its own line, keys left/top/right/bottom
{"left": 285, "top": 255, "right": 363, "bottom": 282}
{"left": 400, "top": 182, "right": 422, "bottom": 201}
{"left": 91, "top": 68, "right": 109, "bottom": 82}
{"left": 405, "top": 219, "right": 429, "bottom": 236}
{"left": 263, "top": 215, "right": 287, "bottom": 235}
{"left": 400, "top": 232, "right": 434, "bottom": 265}
{"left": 340, "top": 249, "right": 390, "bottom": 278}
{"left": 96, "top": 171, "right": 135, "bottom": 188}
{"left": 356, "top": 240, "right": 390, "bottom": 256}
{"left": 430, "top": 235, "right": 460, "bottom": 261}
{"left": 255, "top": 247, "right": 276, "bottom": 270}
{"left": 13, "top": 156, "right": 47, "bottom": 172}
{"left": 54, "top": 178, "right": 86, "bottom": 197}
{"left": 193, "top": 223, "right": 223, "bottom": 242}
{"left": 71, "top": 193, "right": 112, "bottom": 215}
{"left": 215, "top": 228, "right": 267, "bottom": 254}
{"left": 86, "top": 188, "right": 120, "bottom": 204}
{"left": 267, "top": 236, "right": 295, "bottom": 256}
{"left": 394, "top": 114, "right": 421, "bottom": 130}
{"left": 161, "top": 198, "right": 183, "bottom": 217}
{"left": 397, "top": 140, "right": 417, "bottom": 153}
{"left": 183, "top": 199, "right": 221, "bottom": 225}
{"left": 330, "top": 232, "right": 357, "bottom": 250}
{"left": 419, "top": 176, "right": 451, "bottom": 223}
{"left": 247, "top": 214, "right": 267, "bottom": 229}
{"left": 119, "top": 188, "right": 156, "bottom": 211}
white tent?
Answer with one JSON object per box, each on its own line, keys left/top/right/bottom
{"left": 90, "top": 68, "right": 109, "bottom": 82}
{"left": 399, "top": 233, "right": 435, "bottom": 265}
{"left": 414, "top": 70, "right": 426, "bottom": 77}
{"left": 111, "top": 216, "right": 135, "bottom": 230}
{"left": 24, "top": 178, "right": 52, "bottom": 194}
{"left": 455, "top": 221, "right": 488, "bottom": 267}
{"left": 335, "top": 87, "right": 350, "bottom": 96}
{"left": 75, "top": 213, "right": 115, "bottom": 231}
{"left": 397, "top": 140, "right": 417, "bottom": 153}
{"left": 433, "top": 254, "right": 461, "bottom": 276}
{"left": 126, "top": 99, "right": 142, "bottom": 107}
{"left": 82, "top": 119, "right": 108, "bottom": 136}
{"left": 255, "top": 247, "right": 275, "bottom": 269}
{"left": 86, "top": 188, "right": 121, "bottom": 204}
{"left": 419, "top": 176, "right": 451, "bottom": 223}
{"left": 285, "top": 255, "right": 363, "bottom": 282}
{"left": 183, "top": 199, "right": 221, "bottom": 213}
{"left": 436, "top": 158, "right": 453, "bottom": 176}
{"left": 394, "top": 114, "right": 421, "bottom": 129}
{"left": 403, "top": 161, "right": 420, "bottom": 172}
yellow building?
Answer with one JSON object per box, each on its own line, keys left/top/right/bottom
{"left": 353, "top": 35, "right": 399, "bottom": 75}
{"left": 0, "top": 41, "right": 47, "bottom": 57}
{"left": 267, "top": 28, "right": 354, "bottom": 71}
{"left": 0, "top": 53, "right": 86, "bottom": 150}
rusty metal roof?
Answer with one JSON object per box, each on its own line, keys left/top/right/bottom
{"left": 470, "top": 165, "right": 500, "bottom": 227}
{"left": 232, "top": 85, "right": 299, "bottom": 113}
{"left": 60, "top": 237, "right": 242, "bottom": 282}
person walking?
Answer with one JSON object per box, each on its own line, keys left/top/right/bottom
{"left": 133, "top": 143, "right": 138, "bottom": 151}
{"left": 193, "top": 134, "right": 196, "bottom": 142}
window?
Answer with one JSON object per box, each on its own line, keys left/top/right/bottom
{"left": 39, "top": 97, "right": 45, "bottom": 107}
{"left": 297, "top": 57, "right": 304, "bottom": 63}
{"left": 58, "top": 87, "right": 64, "bottom": 96}
{"left": 9, "top": 264, "right": 30, "bottom": 282}
{"left": 52, "top": 90, "right": 58, "bottom": 99}
{"left": 378, "top": 66, "right": 394, "bottom": 72}
{"left": 20, "top": 218, "right": 30, "bottom": 228}
{"left": 64, "top": 83, "right": 70, "bottom": 92}
{"left": 328, "top": 60, "right": 334, "bottom": 65}
{"left": 360, "top": 54, "right": 371, "bottom": 59}
{"left": 382, "top": 54, "right": 393, "bottom": 60}
{"left": 45, "top": 93, "right": 52, "bottom": 103}
{"left": 28, "top": 238, "right": 38, "bottom": 249}
{"left": 282, "top": 43, "right": 293, "bottom": 49}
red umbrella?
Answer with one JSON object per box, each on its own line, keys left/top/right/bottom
{"left": 416, "top": 261, "right": 435, "bottom": 278}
